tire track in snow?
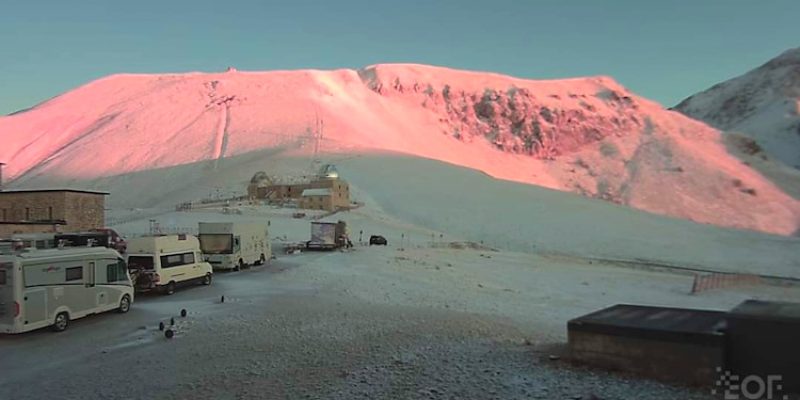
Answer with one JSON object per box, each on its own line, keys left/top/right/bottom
{"left": 13, "top": 113, "right": 119, "bottom": 183}
{"left": 211, "top": 103, "right": 231, "bottom": 170}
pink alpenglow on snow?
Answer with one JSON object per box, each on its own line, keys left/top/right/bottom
{"left": 0, "top": 64, "right": 798, "bottom": 235}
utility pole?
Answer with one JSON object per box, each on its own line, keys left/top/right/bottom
{"left": 311, "top": 111, "right": 324, "bottom": 174}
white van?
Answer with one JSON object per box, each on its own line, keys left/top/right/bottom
{"left": 198, "top": 222, "right": 271, "bottom": 271}
{"left": 126, "top": 234, "right": 213, "bottom": 295}
{"left": 0, "top": 247, "right": 134, "bottom": 334}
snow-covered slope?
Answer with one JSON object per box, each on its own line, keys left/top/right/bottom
{"left": 1, "top": 64, "right": 798, "bottom": 235}
{"left": 674, "top": 47, "right": 800, "bottom": 168}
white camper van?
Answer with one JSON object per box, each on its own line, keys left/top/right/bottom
{"left": 126, "top": 234, "right": 213, "bottom": 295}
{"left": 0, "top": 247, "right": 134, "bottom": 334}
{"left": 198, "top": 222, "right": 271, "bottom": 271}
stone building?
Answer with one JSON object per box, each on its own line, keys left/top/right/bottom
{"left": 299, "top": 188, "right": 334, "bottom": 211}
{"left": 0, "top": 189, "right": 108, "bottom": 237}
{"left": 251, "top": 176, "right": 350, "bottom": 212}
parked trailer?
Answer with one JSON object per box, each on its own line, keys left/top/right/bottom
{"left": 55, "top": 228, "right": 127, "bottom": 253}
{"left": 0, "top": 247, "right": 133, "bottom": 334}
{"left": 198, "top": 222, "right": 271, "bottom": 271}
{"left": 306, "top": 221, "right": 347, "bottom": 250}
{"left": 126, "top": 235, "right": 213, "bottom": 295}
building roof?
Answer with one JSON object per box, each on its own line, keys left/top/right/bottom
{"left": 301, "top": 188, "right": 331, "bottom": 197}
{"left": 0, "top": 220, "right": 66, "bottom": 226}
{"left": 0, "top": 189, "right": 109, "bottom": 195}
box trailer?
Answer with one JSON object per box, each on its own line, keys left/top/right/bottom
{"left": 125, "top": 234, "right": 213, "bottom": 295}
{"left": 9, "top": 233, "right": 57, "bottom": 250}
{"left": 725, "top": 300, "right": 800, "bottom": 394}
{"left": 306, "top": 221, "right": 347, "bottom": 250}
{"left": 0, "top": 247, "right": 134, "bottom": 334}
{"left": 198, "top": 222, "right": 271, "bottom": 271}
{"left": 55, "top": 229, "right": 127, "bottom": 253}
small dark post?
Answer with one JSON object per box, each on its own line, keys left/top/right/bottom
{"left": 0, "top": 162, "right": 5, "bottom": 191}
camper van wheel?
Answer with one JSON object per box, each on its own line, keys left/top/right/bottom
{"left": 164, "top": 282, "right": 176, "bottom": 295}
{"left": 202, "top": 273, "right": 212, "bottom": 286}
{"left": 118, "top": 295, "right": 131, "bottom": 313}
{"left": 53, "top": 312, "right": 69, "bottom": 332}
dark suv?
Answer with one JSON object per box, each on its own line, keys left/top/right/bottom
{"left": 369, "top": 235, "right": 388, "bottom": 246}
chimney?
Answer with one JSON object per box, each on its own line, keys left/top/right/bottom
{"left": 0, "top": 162, "right": 5, "bottom": 191}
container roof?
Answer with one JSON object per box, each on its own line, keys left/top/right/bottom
{"left": 729, "top": 300, "right": 800, "bottom": 322}
{"left": 568, "top": 304, "right": 727, "bottom": 344}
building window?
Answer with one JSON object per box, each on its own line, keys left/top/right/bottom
{"left": 25, "top": 208, "right": 30, "bottom": 220}
{"left": 1, "top": 208, "right": 6, "bottom": 222}
{"left": 48, "top": 206, "right": 53, "bottom": 221}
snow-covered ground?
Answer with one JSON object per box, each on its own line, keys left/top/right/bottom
{"left": 2, "top": 155, "right": 798, "bottom": 399}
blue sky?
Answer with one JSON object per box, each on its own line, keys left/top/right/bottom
{"left": 1, "top": 0, "right": 798, "bottom": 114}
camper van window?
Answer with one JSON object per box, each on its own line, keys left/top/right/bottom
{"left": 199, "top": 234, "right": 233, "bottom": 254}
{"left": 160, "top": 252, "right": 195, "bottom": 268}
{"left": 128, "top": 256, "right": 155, "bottom": 271}
{"left": 161, "top": 254, "right": 183, "bottom": 268}
{"left": 106, "top": 260, "right": 127, "bottom": 283}
{"left": 65, "top": 267, "right": 83, "bottom": 282}
{"left": 0, "top": 270, "right": 6, "bottom": 285}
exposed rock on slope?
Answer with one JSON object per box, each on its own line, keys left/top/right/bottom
{"left": 1, "top": 64, "right": 798, "bottom": 234}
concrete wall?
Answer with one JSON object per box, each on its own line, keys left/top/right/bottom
{"left": 0, "top": 191, "right": 67, "bottom": 222}
{"left": 299, "top": 195, "right": 334, "bottom": 211}
{"left": 568, "top": 330, "right": 724, "bottom": 386}
{"left": 0, "top": 191, "right": 105, "bottom": 237}
{"left": 0, "top": 223, "right": 62, "bottom": 236}
{"left": 62, "top": 192, "right": 105, "bottom": 231}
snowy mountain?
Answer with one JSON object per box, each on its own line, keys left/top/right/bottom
{"left": 674, "top": 47, "right": 800, "bottom": 168}
{"left": 1, "top": 64, "right": 798, "bottom": 235}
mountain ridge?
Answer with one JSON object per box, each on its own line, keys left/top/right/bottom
{"left": 674, "top": 47, "right": 800, "bottom": 168}
{"left": 1, "top": 63, "right": 798, "bottom": 235}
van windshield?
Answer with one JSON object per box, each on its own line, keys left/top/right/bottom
{"left": 127, "top": 255, "right": 155, "bottom": 271}
{"left": 199, "top": 234, "right": 233, "bottom": 254}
